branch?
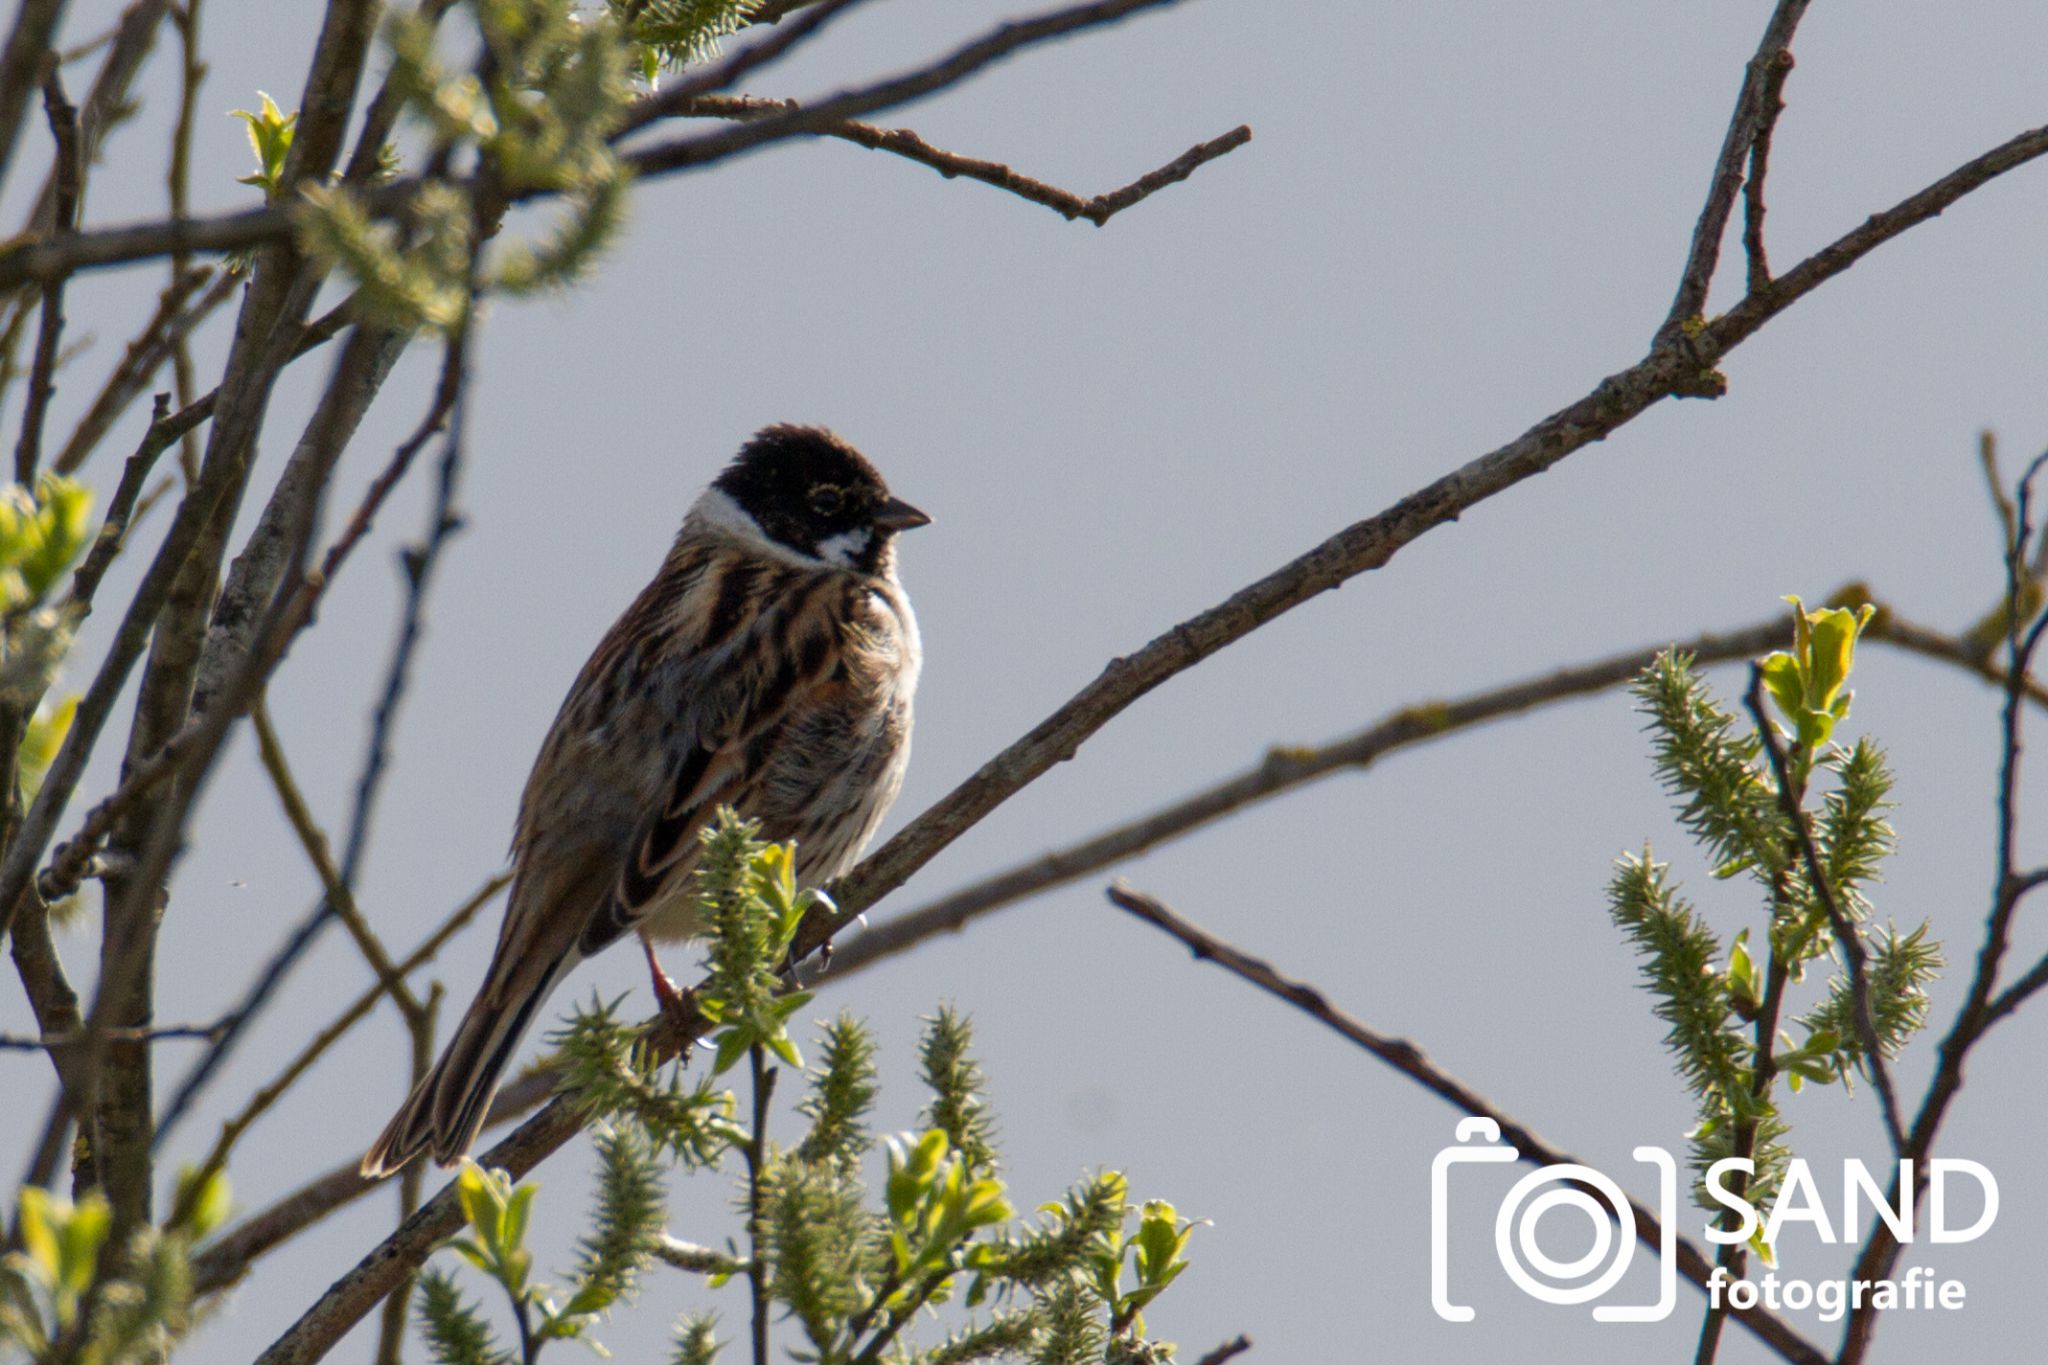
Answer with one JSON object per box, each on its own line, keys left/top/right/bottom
{"left": 0, "top": 1020, "right": 226, "bottom": 1050}
{"left": 246, "top": 120, "right": 2048, "bottom": 1339}
{"left": 227, "top": 31, "right": 2048, "bottom": 1362}
{"left": 686, "top": 94, "right": 1251, "bottom": 225}
{"left": 1740, "top": 666, "right": 1905, "bottom": 1152}
{"left": 52, "top": 265, "right": 234, "bottom": 475}
{"left": 0, "top": 0, "right": 66, "bottom": 193}
{"left": 819, "top": 606, "right": 2031, "bottom": 981}
{"left": 1191, "top": 1337, "right": 1252, "bottom": 1365}
{"left": 823, "top": 619, "right": 1792, "bottom": 979}
{"left": 1741, "top": 51, "right": 1794, "bottom": 295}
{"left": 611, "top": 0, "right": 870, "bottom": 138}
{"left": 183, "top": 871, "right": 507, "bottom": 1290}
{"left": 17, "top": 3, "right": 169, "bottom": 252}
{"left": 13, "top": 67, "right": 78, "bottom": 485}
{"left": 624, "top": 0, "right": 1193, "bottom": 180}
{"left": 0, "top": 0, "right": 1205, "bottom": 289}
{"left": 1833, "top": 454, "right": 2048, "bottom": 1363}
{"left": 1104, "top": 882, "right": 1828, "bottom": 1365}
{"left": 1660, "top": 0, "right": 1809, "bottom": 339}
{"left": 804, "top": 116, "right": 2048, "bottom": 949}
{"left": 165, "top": 867, "right": 503, "bottom": 1236}
{"left": 249, "top": 701, "right": 426, "bottom": 1028}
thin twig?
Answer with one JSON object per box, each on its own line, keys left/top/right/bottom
{"left": 185, "top": 870, "right": 508, "bottom": 1290}
{"left": 1105, "top": 882, "right": 1827, "bottom": 1365}
{"left": 1191, "top": 1337, "right": 1252, "bottom": 1365}
{"left": 164, "top": 871, "right": 501, "bottom": 1234}
{"left": 52, "top": 266, "right": 234, "bottom": 475}
{"left": 1835, "top": 450, "right": 2048, "bottom": 1364}
{"left": 153, "top": 325, "right": 427, "bottom": 1145}
{"left": 249, "top": 700, "right": 426, "bottom": 1027}
{"left": 612, "top": 0, "right": 870, "bottom": 138}
{"left": 166, "top": 0, "right": 205, "bottom": 478}
{"left": 24, "top": 0, "right": 171, "bottom": 234}
{"left": 0, "top": 1021, "right": 228, "bottom": 1050}
{"left": 1741, "top": 51, "right": 1794, "bottom": 295}
{"left": 823, "top": 619, "right": 1786, "bottom": 980}
{"left": 1741, "top": 666, "right": 1906, "bottom": 1152}
{"left": 686, "top": 95, "right": 1251, "bottom": 225}
{"left": 14, "top": 68, "right": 79, "bottom": 486}
{"left": 0, "top": 0, "right": 1208, "bottom": 289}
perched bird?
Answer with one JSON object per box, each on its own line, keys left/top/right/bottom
{"left": 362, "top": 425, "right": 927, "bottom": 1176}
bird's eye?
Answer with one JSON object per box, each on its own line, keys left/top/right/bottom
{"left": 809, "top": 484, "right": 844, "bottom": 515}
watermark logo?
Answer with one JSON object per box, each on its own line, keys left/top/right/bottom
{"left": 1430, "top": 1119, "right": 1998, "bottom": 1325}
{"left": 1431, "top": 1118, "right": 1678, "bottom": 1322}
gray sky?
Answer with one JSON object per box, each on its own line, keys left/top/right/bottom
{"left": 5, "top": 0, "right": 2048, "bottom": 1360}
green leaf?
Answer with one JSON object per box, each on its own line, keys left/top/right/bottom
{"left": 174, "top": 1164, "right": 233, "bottom": 1239}
{"left": 229, "top": 92, "right": 297, "bottom": 198}
{"left": 15, "top": 1188, "right": 58, "bottom": 1283}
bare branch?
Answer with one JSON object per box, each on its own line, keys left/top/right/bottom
{"left": 25, "top": 0, "right": 172, "bottom": 234}
{"left": 689, "top": 94, "right": 1251, "bottom": 225}
{"left": 0, "top": 1020, "right": 226, "bottom": 1050}
{"left": 625, "top": 0, "right": 1194, "bottom": 180}
{"left": 0, "top": 0, "right": 1206, "bottom": 289}
{"left": 820, "top": 607, "right": 2043, "bottom": 981}
{"left": 13, "top": 67, "right": 79, "bottom": 485}
{"left": 1105, "top": 882, "right": 1827, "bottom": 1365}
{"left": 1836, "top": 451, "right": 2048, "bottom": 1364}
{"left": 1741, "top": 51, "right": 1794, "bottom": 295}
{"left": 249, "top": 700, "right": 426, "bottom": 1028}
{"left": 1192, "top": 1337, "right": 1252, "bottom": 1365}
{"left": 1660, "top": 0, "right": 1809, "bottom": 339}
{"left": 166, "top": 867, "right": 499, "bottom": 1233}
{"left": 0, "top": 0, "right": 67, "bottom": 193}
{"left": 825, "top": 619, "right": 1783, "bottom": 978}
{"left": 52, "top": 265, "right": 234, "bottom": 475}
{"left": 185, "top": 870, "right": 507, "bottom": 1291}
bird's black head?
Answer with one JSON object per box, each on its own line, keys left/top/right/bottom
{"left": 713, "top": 425, "right": 929, "bottom": 573}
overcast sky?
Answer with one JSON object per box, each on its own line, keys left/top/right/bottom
{"left": 5, "top": 1, "right": 2048, "bottom": 1361}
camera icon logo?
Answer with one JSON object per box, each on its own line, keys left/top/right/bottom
{"left": 1431, "top": 1118, "right": 1677, "bottom": 1323}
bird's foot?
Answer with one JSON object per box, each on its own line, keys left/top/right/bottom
{"left": 641, "top": 935, "right": 698, "bottom": 1056}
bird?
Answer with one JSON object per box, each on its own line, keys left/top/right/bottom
{"left": 361, "top": 424, "right": 928, "bottom": 1176}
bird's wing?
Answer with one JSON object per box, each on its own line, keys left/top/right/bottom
{"left": 576, "top": 571, "right": 854, "bottom": 955}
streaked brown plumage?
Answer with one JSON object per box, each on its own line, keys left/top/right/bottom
{"left": 362, "top": 425, "right": 925, "bottom": 1176}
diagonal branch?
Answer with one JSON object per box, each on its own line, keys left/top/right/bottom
{"left": 165, "top": 870, "right": 503, "bottom": 1234}
{"left": 1659, "top": 0, "right": 1809, "bottom": 340}
{"left": 243, "top": 113, "right": 2048, "bottom": 1347}
{"left": 249, "top": 701, "right": 425, "bottom": 1028}
{"left": 1104, "top": 882, "right": 1827, "bottom": 1365}
{"left": 820, "top": 607, "right": 2045, "bottom": 981}
{"left": 804, "top": 115, "right": 2048, "bottom": 957}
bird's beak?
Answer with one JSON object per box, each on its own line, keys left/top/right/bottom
{"left": 874, "top": 496, "right": 931, "bottom": 531}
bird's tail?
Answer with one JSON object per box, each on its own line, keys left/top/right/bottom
{"left": 360, "top": 958, "right": 568, "bottom": 1178}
